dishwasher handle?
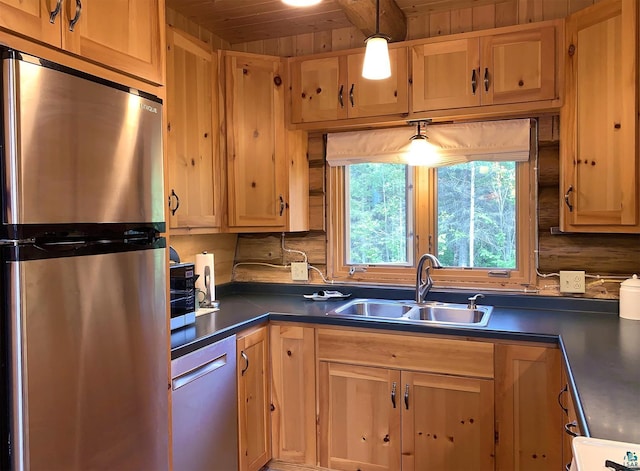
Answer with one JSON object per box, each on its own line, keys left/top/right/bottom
{"left": 172, "top": 353, "right": 228, "bottom": 390}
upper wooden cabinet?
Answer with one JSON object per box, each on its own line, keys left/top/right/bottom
{"left": 0, "top": 0, "right": 163, "bottom": 84}
{"left": 560, "top": 0, "right": 639, "bottom": 232}
{"left": 166, "top": 27, "right": 222, "bottom": 233}
{"left": 289, "top": 46, "right": 409, "bottom": 123}
{"left": 412, "top": 24, "right": 557, "bottom": 113}
{"left": 0, "top": 0, "right": 60, "bottom": 46}
{"left": 224, "top": 51, "right": 309, "bottom": 232}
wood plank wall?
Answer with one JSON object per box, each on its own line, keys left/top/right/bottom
{"left": 167, "top": 1, "right": 640, "bottom": 297}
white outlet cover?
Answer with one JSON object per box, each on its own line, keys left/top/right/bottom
{"left": 291, "top": 262, "right": 308, "bottom": 281}
{"left": 559, "top": 270, "right": 586, "bottom": 293}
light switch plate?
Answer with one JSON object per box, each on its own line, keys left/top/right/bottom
{"left": 291, "top": 262, "right": 308, "bottom": 281}
{"left": 559, "top": 270, "right": 586, "bottom": 293}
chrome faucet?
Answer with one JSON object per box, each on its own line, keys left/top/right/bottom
{"left": 415, "top": 253, "right": 443, "bottom": 303}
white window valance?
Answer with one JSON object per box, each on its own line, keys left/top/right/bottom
{"left": 326, "top": 118, "right": 532, "bottom": 167}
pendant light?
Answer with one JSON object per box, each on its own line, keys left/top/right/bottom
{"left": 407, "top": 120, "right": 439, "bottom": 166}
{"left": 362, "top": 0, "right": 391, "bottom": 80}
{"left": 282, "top": 0, "right": 322, "bottom": 6}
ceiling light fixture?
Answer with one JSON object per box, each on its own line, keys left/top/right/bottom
{"left": 362, "top": 0, "right": 391, "bottom": 80}
{"left": 407, "top": 120, "right": 439, "bottom": 166}
{"left": 281, "top": 0, "right": 322, "bottom": 6}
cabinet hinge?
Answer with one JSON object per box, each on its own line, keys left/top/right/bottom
{"left": 495, "top": 430, "right": 499, "bottom": 444}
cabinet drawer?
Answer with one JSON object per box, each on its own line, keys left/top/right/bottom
{"left": 317, "top": 328, "right": 494, "bottom": 379}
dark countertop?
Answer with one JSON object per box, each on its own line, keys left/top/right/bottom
{"left": 171, "top": 282, "right": 640, "bottom": 445}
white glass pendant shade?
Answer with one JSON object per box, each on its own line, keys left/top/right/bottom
{"left": 282, "top": 0, "right": 322, "bottom": 6}
{"left": 407, "top": 123, "right": 439, "bottom": 166}
{"left": 362, "top": 35, "right": 391, "bottom": 80}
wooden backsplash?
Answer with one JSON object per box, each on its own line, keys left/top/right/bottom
{"left": 167, "top": 1, "right": 640, "bottom": 298}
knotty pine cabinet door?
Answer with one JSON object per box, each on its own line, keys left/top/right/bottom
{"left": 0, "top": 0, "right": 163, "bottom": 84}
{"left": 166, "top": 27, "right": 222, "bottom": 232}
{"left": 225, "top": 51, "right": 309, "bottom": 232}
{"left": 402, "top": 371, "right": 494, "bottom": 471}
{"left": 318, "top": 362, "right": 402, "bottom": 471}
{"left": 560, "top": 0, "right": 639, "bottom": 232}
{"left": 318, "top": 362, "right": 494, "bottom": 471}
{"left": 560, "top": 367, "right": 583, "bottom": 471}
{"left": 412, "top": 24, "right": 556, "bottom": 112}
{"left": 495, "top": 344, "right": 563, "bottom": 471}
{"left": 290, "top": 55, "right": 347, "bottom": 123}
{"left": 346, "top": 48, "right": 409, "bottom": 119}
{"left": 412, "top": 38, "right": 481, "bottom": 111}
{"left": 237, "top": 326, "right": 271, "bottom": 471}
{"left": 290, "top": 47, "right": 408, "bottom": 123}
{"left": 61, "top": 0, "right": 163, "bottom": 84}
{"left": 270, "top": 324, "right": 316, "bottom": 465}
{"left": 480, "top": 26, "right": 556, "bottom": 106}
{"left": 0, "top": 0, "right": 60, "bottom": 47}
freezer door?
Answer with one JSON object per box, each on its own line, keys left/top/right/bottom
{"left": 2, "top": 50, "right": 164, "bottom": 226}
{"left": 6, "top": 247, "right": 168, "bottom": 470}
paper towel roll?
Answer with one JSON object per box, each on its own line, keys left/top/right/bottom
{"left": 195, "top": 252, "right": 215, "bottom": 306}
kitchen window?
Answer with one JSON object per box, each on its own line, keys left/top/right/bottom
{"left": 327, "top": 119, "right": 536, "bottom": 288}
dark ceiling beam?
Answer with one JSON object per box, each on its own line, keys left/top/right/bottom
{"left": 334, "top": 0, "right": 407, "bottom": 42}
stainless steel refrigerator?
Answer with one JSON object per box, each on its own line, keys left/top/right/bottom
{"left": 0, "top": 48, "right": 168, "bottom": 470}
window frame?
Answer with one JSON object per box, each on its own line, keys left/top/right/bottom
{"left": 328, "top": 133, "right": 537, "bottom": 289}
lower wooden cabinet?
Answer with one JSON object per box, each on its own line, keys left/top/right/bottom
{"left": 318, "top": 362, "right": 495, "bottom": 471}
{"left": 237, "top": 326, "right": 271, "bottom": 471}
{"left": 270, "top": 324, "right": 316, "bottom": 464}
{"left": 317, "top": 328, "right": 495, "bottom": 471}
{"left": 402, "top": 371, "right": 494, "bottom": 471}
{"left": 244, "top": 324, "right": 569, "bottom": 471}
{"left": 495, "top": 343, "right": 563, "bottom": 471}
{"left": 560, "top": 367, "right": 583, "bottom": 471}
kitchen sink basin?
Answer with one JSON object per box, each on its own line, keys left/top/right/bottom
{"left": 327, "top": 299, "right": 492, "bottom": 327}
{"left": 330, "top": 299, "right": 414, "bottom": 318}
{"left": 405, "top": 304, "right": 491, "bottom": 325}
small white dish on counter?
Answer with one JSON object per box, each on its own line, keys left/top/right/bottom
{"left": 303, "top": 290, "right": 351, "bottom": 301}
{"left": 196, "top": 307, "right": 219, "bottom": 317}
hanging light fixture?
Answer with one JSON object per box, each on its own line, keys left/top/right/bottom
{"left": 282, "top": 0, "right": 322, "bottom": 6}
{"left": 362, "top": 0, "right": 391, "bottom": 80}
{"left": 407, "top": 120, "right": 439, "bottom": 166}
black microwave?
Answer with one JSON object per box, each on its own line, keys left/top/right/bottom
{"left": 170, "top": 263, "right": 197, "bottom": 330}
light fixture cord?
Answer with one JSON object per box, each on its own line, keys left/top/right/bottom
{"left": 375, "top": 0, "right": 380, "bottom": 35}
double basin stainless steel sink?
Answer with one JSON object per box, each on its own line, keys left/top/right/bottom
{"left": 326, "top": 298, "right": 492, "bottom": 327}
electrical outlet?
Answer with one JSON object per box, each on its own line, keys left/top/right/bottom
{"left": 291, "top": 262, "right": 308, "bottom": 281}
{"left": 559, "top": 270, "right": 586, "bottom": 293}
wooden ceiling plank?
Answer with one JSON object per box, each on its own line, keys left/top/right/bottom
{"left": 334, "top": 0, "right": 407, "bottom": 41}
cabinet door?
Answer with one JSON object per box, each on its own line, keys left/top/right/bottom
{"left": 481, "top": 26, "right": 556, "bottom": 105}
{"left": 560, "top": 369, "right": 582, "bottom": 471}
{"left": 560, "top": 0, "right": 638, "bottom": 232}
{"left": 270, "top": 325, "right": 316, "bottom": 464}
{"left": 412, "top": 38, "right": 481, "bottom": 112}
{"left": 237, "top": 326, "right": 271, "bottom": 471}
{"left": 318, "top": 362, "right": 401, "bottom": 471}
{"left": 401, "top": 371, "right": 494, "bottom": 471}
{"left": 347, "top": 47, "right": 409, "bottom": 118}
{"left": 61, "top": 0, "right": 163, "bottom": 84}
{"left": 225, "top": 52, "right": 287, "bottom": 229}
{"left": 495, "top": 344, "right": 563, "bottom": 471}
{"left": 0, "top": 0, "right": 61, "bottom": 47}
{"left": 166, "top": 27, "right": 221, "bottom": 231}
{"left": 290, "top": 55, "right": 347, "bottom": 123}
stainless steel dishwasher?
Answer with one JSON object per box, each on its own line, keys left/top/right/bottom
{"left": 171, "top": 335, "right": 238, "bottom": 471}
